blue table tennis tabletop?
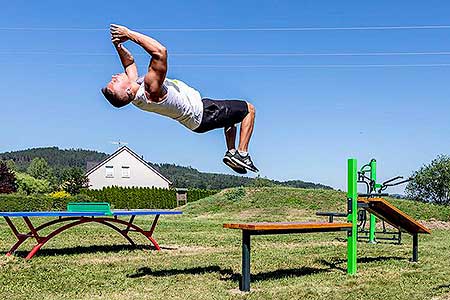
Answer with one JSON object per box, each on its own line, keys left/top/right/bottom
{"left": 0, "top": 210, "right": 182, "bottom": 217}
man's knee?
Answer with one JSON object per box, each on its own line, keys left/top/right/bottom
{"left": 246, "top": 102, "right": 255, "bottom": 115}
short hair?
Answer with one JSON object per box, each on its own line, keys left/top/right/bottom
{"left": 101, "top": 86, "right": 129, "bottom": 108}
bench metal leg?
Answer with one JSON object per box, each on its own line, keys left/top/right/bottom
{"left": 412, "top": 233, "right": 418, "bottom": 262}
{"left": 241, "top": 230, "right": 251, "bottom": 292}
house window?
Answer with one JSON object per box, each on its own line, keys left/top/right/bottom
{"left": 105, "top": 166, "right": 114, "bottom": 178}
{"left": 122, "top": 166, "right": 130, "bottom": 178}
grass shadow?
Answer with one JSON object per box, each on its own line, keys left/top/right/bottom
{"left": 435, "top": 284, "right": 450, "bottom": 290}
{"left": 127, "top": 265, "right": 234, "bottom": 278}
{"left": 3, "top": 244, "right": 176, "bottom": 258}
{"left": 127, "top": 265, "right": 328, "bottom": 283}
{"left": 317, "top": 255, "right": 407, "bottom": 272}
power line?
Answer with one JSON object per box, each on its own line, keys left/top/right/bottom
{"left": 3, "top": 62, "right": 450, "bottom": 68}
{"left": 1, "top": 25, "right": 450, "bottom": 32}
{"left": 2, "top": 51, "right": 450, "bottom": 57}
{"left": 169, "top": 63, "right": 450, "bottom": 68}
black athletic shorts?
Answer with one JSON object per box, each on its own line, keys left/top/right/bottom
{"left": 193, "top": 98, "right": 249, "bottom": 133}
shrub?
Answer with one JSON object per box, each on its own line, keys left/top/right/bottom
{"left": 0, "top": 161, "right": 17, "bottom": 194}
{"left": 406, "top": 155, "right": 450, "bottom": 205}
{"left": 82, "top": 187, "right": 218, "bottom": 209}
{"left": 15, "top": 172, "right": 52, "bottom": 195}
{"left": 61, "top": 167, "right": 89, "bottom": 195}
{"left": 49, "top": 190, "right": 71, "bottom": 199}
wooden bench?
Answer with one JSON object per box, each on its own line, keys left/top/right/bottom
{"left": 223, "top": 222, "right": 352, "bottom": 292}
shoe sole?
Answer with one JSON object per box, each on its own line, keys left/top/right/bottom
{"left": 230, "top": 156, "right": 259, "bottom": 173}
{"left": 223, "top": 157, "right": 247, "bottom": 174}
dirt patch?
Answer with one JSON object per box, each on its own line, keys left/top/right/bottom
{"left": 162, "top": 245, "right": 226, "bottom": 256}
{"left": 420, "top": 219, "right": 450, "bottom": 230}
{"left": 238, "top": 208, "right": 266, "bottom": 219}
{"left": 286, "top": 208, "right": 314, "bottom": 219}
{"left": 433, "top": 292, "right": 450, "bottom": 300}
{"left": 77, "top": 255, "right": 150, "bottom": 266}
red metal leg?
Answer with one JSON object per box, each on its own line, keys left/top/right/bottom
{"left": 149, "top": 215, "right": 160, "bottom": 236}
{"left": 3, "top": 215, "right": 162, "bottom": 259}
{"left": 99, "top": 218, "right": 160, "bottom": 250}
{"left": 98, "top": 220, "right": 136, "bottom": 246}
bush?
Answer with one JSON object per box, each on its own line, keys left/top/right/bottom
{"left": 0, "top": 161, "right": 17, "bottom": 194}
{"left": 82, "top": 187, "right": 219, "bottom": 209}
{"left": 187, "top": 188, "right": 219, "bottom": 202}
{"left": 49, "top": 190, "right": 71, "bottom": 199}
{"left": 406, "top": 155, "right": 450, "bottom": 205}
{"left": 61, "top": 167, "right": 89, "bottom": 195}
{"left": 27, "top": 157, "right": 55, "bottom": 182}
{"left": 15, "top": 172, "right": 52, "bottom": 195}
{"left": 0, "top": 194, "right": 66, "bottom": 211}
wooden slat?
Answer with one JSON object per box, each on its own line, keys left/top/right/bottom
{"left": 223, "top": 222, "right": 352, "bottom": 231}
{"left": 358, "top": 197, "right": 431, "bottom": 234}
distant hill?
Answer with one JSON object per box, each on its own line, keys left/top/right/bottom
{"left": 0, "top": 147, "right": 333, "bottom": 190}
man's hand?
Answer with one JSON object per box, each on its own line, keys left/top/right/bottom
{"left": 110, "top": 24, "right": 130, "bottom": 44}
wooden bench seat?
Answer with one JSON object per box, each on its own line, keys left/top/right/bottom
{"left": 223, "top": 221, "right": 352, "bottom": 291}
{"left": 223, "top": 221, "right": 352, "bottom": 232}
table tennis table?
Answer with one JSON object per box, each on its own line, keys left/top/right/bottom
{"left": 0, "top": 210, "right": 182, "bottom": 259}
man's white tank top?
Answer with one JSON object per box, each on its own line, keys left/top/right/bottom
{"left": 132, "top": 78, "right": 203, "bottom": 130}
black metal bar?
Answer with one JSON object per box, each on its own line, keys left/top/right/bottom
{"left": 358, "top": 193, "right": 389, "bottom": 198}
{"left": 316, "top": 212, "right": 347, "bottom": 217}
{"left": 241, "top": 230, "right": 251, "bottom": 292}
{"left": 315, "top": 212, "right": 347, "bottom": 223}
{"left": 412, "top": 233, "right": 418, "bottom": 262}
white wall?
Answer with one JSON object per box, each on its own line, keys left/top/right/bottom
{"left": 87, "top": 150, "right": 169, "bottom": 189}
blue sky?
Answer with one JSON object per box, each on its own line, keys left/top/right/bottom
{"left": 1, "top": 1, "right": 450, "bottom": 192}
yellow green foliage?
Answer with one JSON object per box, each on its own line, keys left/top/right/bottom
{"left": 49, "top": 190, "right": 71, "bottom": 198}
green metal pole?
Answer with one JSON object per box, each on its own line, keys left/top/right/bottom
{"left": 369, "top": 159, "right": 377, "bottom": 243}
{"left": 347, "top": 158, "right": 358, "bottom": 275}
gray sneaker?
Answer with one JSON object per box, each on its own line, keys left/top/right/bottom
{"left": 223, "top": 151, "right": 247, "bottom": 174}
{"left": 230, "top": 152, "right": 259, "bottom": 173}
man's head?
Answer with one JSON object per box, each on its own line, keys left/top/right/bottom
{"left": 101, "top": 73, "right": 134, "bottom": 108}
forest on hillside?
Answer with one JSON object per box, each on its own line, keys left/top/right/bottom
{"left": 0, "top": 147, "right": 333, "bottom": 190}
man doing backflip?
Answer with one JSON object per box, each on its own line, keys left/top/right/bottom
{"left": 102, "top": 24, "right": 258, "bottom": 174}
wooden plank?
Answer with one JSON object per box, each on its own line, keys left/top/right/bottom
{"left": 223, "top": 222, "right": 352, "bottom": 231}
{"left": 358, "top": 197, "right": 431, "bottom": 234}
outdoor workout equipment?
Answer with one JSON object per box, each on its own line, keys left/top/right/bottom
{"left": 319, "top": 159, "right": 412, "bottom": 244}
{"left": 0, "top": 202, "right": 182, "bottom": 259}
{"left": 224, "top": 158, "right": 430, "bottom": 292}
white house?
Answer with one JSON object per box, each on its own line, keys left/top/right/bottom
{"left": 85, "top": 146, "right": 171, "bottom": 189}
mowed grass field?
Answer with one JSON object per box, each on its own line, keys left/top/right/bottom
{"left": 1, "top": 187, "right": 450, "bottom": 300}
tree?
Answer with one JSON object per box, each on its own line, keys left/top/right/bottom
{"left": 406, "top": 155, "right": 450, "bottom": 205}
{"left": 250, "top": 175, "right": 277, "bottom": 187}
{"left": 0, "top": 161, "right": 17, "bottom": 194}
{"left": 15, "top": 172, "right": 52, "bottom": 195}
{"left": 27, "top": 157, "right": 54, "bottom": 181}
{"left": 3, "top": 159, "right": 17, "bottom": 172}
{"left": 61, "top": 167, "right": 89, "bottom": 195}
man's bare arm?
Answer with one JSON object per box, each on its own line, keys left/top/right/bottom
{"left": 110, "top": 24, "right": 167, "bottom": 101}
{"left": 114, "top": 43, "right": 138, "bottom": 82}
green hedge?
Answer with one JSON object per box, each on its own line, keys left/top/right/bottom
{"left": 82, "top": 187, "right": 177, "bottom": 209}
{"left": 82, "top": 187, "right": 218, "bottom": 209}
{"left": 0, "top": 194, "right": 92, "bottom": 212}
{"left": 0, "top": 187, "right": 218, "bottom": 211}
{"left": 187, "top": 189, "right": 218, "bottom": 202}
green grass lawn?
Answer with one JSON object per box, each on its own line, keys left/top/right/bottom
{"left": 1, "top": 187, "right": 450, "bottom": 300}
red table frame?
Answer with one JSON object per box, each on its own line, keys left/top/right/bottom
{"left": 2, "top": 214, "right": 163, "bottom": 259}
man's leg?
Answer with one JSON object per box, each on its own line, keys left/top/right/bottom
{"left": 223, "top": 125, "right": 247, "bottom": 174}
{"left": 238, "top": 102, "right": 255, "bottom": 152}
{"left": 230, "top": 102, "right": 259, "bottom": 172}
{"left": 225, "top": 126, "right": 237, "bottom": 150}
